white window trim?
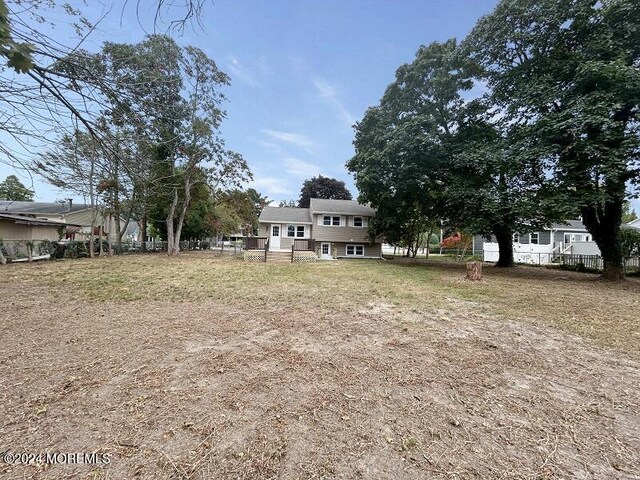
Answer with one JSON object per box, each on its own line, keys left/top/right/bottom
{"left": 530, "top": 232, "right": 539, "bottom": 245}
{"left": 353, "top": 216, "right": 368, "bottom": 228}
{"left": 286, "top": 225, "right": 306, "bottom": 238}
{"left": 346, "top": 244, "right": 365, "bottom": 256}
{"left": 320, "top": 215, "right": 343, "bottom": 227}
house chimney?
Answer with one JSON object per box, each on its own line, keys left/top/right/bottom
{"left": 68, "top": 198, "right": 73, "bottom": 209}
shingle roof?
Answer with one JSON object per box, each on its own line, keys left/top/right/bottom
{"left": 309, "top": 198, "right": 375, "bottom": 216}
{"left": 0, "top": 200, "right": 88, "bottom": 215}
{"left": 0, "top": 213, "right": 81, "bottom": 227}
{"left": 551, "top": 219, "right": 588, "bottom": 231}
{"left": 259, "top": 207, "right": 312, "bottom": 224}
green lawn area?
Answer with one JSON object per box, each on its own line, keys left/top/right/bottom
{"left": 1, "top": 253, "right": 638, "bottom": 479}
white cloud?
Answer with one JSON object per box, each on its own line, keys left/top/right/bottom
{"left": 282, "top": 157, "right": 321, "bottom": 178}
{"left": 313, "top": 78, "right": 357, "bottom": 127}
{"left": 261, "top": 129, "right": 317, "bottom": 154}
{"left": 227, "top": 56, "right": 258, "bottom": 87}
{"left": 248, "top": 176, "right": 292, "bottom": 196}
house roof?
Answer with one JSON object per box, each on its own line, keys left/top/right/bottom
{"left": 259, "top": 207, "right": 312, "bottom": 224}
{"left": 550, "top": 219, "right": 588, "bottom": 231}
{"left": 0, "top": 200, "right": 88, "bottom": 215}
{"left": 0, "top": 213, "right": 81, "bottom": 227}
{"left": 309, "top": 198, "right": 375, "bottom": 216}
{"left": 628, "top": 218, "right": 640, "bottom": 228}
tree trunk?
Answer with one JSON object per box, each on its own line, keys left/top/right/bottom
{"left": 426, "top": 227, "right": 434, "bottom": 259}
{"left": 107, "top": 213, "right": 113, "bottom": 256}
{"left": 140, "top": 216, "right": 147, "bottom": 252}
{"left": 98, "top": 215, "right": 105, "bottom": 257}
{"left": 582, "top": 202, "right": 625, "bottom": 281}
{"left": 118, "top": 195, "right": 136, "bottom": 246}
{"left": 172, "top": 175, "right": 192, "bottom": 254}
{"left": 166, "top": 187, "right": 179, "bottom": 255}
{"left": 88, "top": 146, "right": 96, "bottom": 259}
{"left": 494, "top": 227, "right": 515, "bottom": 267}
{"left": 466, "top": 261, "right": 482, "bottom": 280}
{"left": 114, "top": 206, "right": 122, "bottom": 253}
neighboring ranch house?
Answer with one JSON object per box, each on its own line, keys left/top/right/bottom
{"left": 0, "top": 200, "right": 124, "bottom": 242}
{"left": 248, "top": 198, "right": 381, "bottom": 261}
{"left": 0, "top": 213, "right": 75, "bottom": 242}
{"left": 473, "top": 219, "right": 605, "bottom": 265}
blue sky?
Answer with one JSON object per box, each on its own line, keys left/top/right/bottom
{"left": 3, "top": 0, "right": 637, "bottom": 213}
{"left": 1, "top": 0, "right": 499, "bottom": 204}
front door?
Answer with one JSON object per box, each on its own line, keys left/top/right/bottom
{"left": 320, "top": 242, "right": 331, "bottom": 259}
{"left": 270, "top": 224, "right": 281, "bottom": 250}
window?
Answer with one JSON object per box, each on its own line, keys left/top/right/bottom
{"left": 530, "top": 233, "right": 539, "bottom": 245}
{"left": 321, "top": 243, "right": 329, "bottom": 255}
{"left": 353, "top": 217, "right": 364, "bottom": 227}
{"left": 321, "top": 216, "right": 342, "bottom": 226}
{"left": 346, "top": 245, "right": 364, "bottom": 256}
{"left": 287, "top": 225, "right": 306, "bottom": 237}
{"left": 512, "top": 233, "right": 519, "bottom": 243}
{"left": 272, "top": 225, "right": 279, "bottom": 237}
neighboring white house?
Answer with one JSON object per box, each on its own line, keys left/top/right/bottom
{"left": 474, "top": 219, "right": 600, "bottom": 265}
{"left": 628, "top": 218, "right": 640, "bottom": 229}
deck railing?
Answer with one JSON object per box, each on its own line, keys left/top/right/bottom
{"left": 246, "top": 237, "right": 268, "bottom": 250}
{"left": 292, "top": 239, "right": 316, "bottom": 252}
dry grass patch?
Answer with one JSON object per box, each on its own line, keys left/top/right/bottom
{"left": 0, "top": 253, "right": 638, "bottom": 479}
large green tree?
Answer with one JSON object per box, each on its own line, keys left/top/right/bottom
{"left": 348, "top": 40, "right": 551, "bottom": 266}
{"left": 38, "top": 35, "right": 251, "bottom": 255}
{"left": 298, "top": 175, "right": 352, "bottom": 208}
{"left": 466, "top": 0, "right": 640, "bottom": 280}
{"left": 0, "top": 174, "right": 34, "bottom": 201}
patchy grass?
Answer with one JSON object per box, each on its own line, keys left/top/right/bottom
{"left": 16, "top": 253, "right": 640, "bottom": 352}
{"left": 0, "top": 253, "right": 639, "bottom": 479}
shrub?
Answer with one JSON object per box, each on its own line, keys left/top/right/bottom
{"left": 38, "top": 240, "right": 57, "bottom": 256}
{"left": 200, "top": 241, "right": 210, "bottom": 250}
{"left": 65, "top": 241, "right": 88, "bottom": 258}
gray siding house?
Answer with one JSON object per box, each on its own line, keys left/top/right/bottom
{"left": 255, "top": 198, "right": 381, "bottom": 260}
{"left": 473, "top": 219, "right": 598, "bottom": 264}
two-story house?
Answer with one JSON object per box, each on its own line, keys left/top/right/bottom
{"left": 250, "top": 198, "right": 381, "bottom": 261}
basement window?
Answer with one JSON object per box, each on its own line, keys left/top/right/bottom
{"left": 346, "top": 245, "right": 364, "bottom": 256}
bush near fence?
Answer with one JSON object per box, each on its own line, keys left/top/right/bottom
{"left": 0, "top": 239, "right": 235, "bottom": 263}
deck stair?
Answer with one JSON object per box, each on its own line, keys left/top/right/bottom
{"left": 267, "top": 251, "right": 293, "bottom": 263}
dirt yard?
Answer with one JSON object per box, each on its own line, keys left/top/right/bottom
{"left": 1, "top": 253, "right": 639, "bottom": 479}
